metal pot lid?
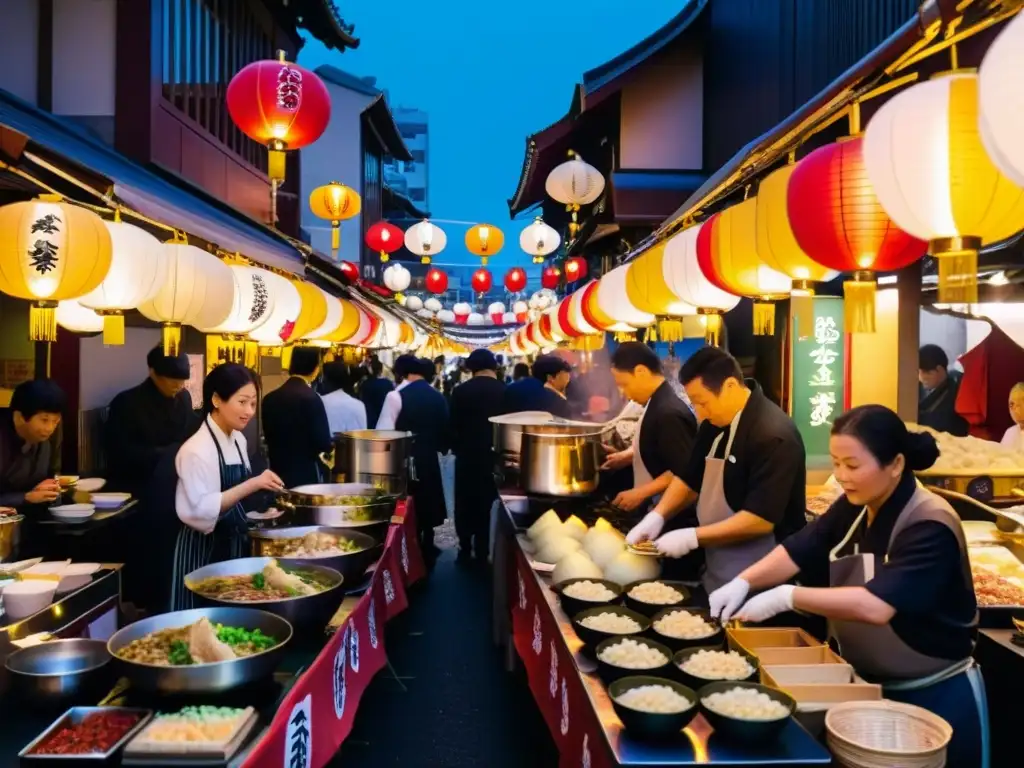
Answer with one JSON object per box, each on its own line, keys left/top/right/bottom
{"left": 280, "top": 483, "right": 397, "bottom": 507}
{"left": 339, "top": 430, "right": 412, "bottom": 441}
{"left": 489, "top": 412, "right": 553, "bottom": 425}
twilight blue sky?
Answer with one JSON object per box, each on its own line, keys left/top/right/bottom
{"left": 298, "top": 1, "right": 679, "bottom": 270}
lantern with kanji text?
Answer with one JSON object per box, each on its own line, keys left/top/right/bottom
{"left": 0, "top": 196, "right": 113, "bottom": 341}
{"left": 226, "top": 53, "right": 330, "bottom": 183}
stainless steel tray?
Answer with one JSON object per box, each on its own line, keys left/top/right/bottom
{"left": 19, "top": 706, "right": 153, "bottom": 761}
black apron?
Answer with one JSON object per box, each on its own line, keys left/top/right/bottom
{"left": 169, "top": 420, "right": 251, "bottom": 612}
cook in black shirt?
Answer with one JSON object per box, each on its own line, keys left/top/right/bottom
{"left": 603, "top": 343, "right": 697, "bottom": 513}
{"left": 627, "top": 347, "right": 807, "bottom": 594}
{"left": 105, "top": 345, "right": 198, "bottom": 497}
{"left": 708, "top": 406, "right": 984, "bottom": 768}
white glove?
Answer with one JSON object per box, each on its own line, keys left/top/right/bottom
{"left": 626, "top": 511, "right": 665, "bottom": 545}
{"left": 653, "top": 527, "right": 699, "bottom": 558}
{"left": 734, "top": 585, "right": 796, "bottom": 623}
{"left": 709, "top": 577, "right": 750, "bottom": 622}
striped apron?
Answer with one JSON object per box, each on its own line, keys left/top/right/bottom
{"left": 169, "top": 420, "right": 252, "bottom": 612}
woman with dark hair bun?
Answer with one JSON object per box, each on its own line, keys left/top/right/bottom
{"left": 707, "top": 404, "right": 987, "bottom": 767}
{"left": 169, "top": 363, "right": 284, "bottom": 610}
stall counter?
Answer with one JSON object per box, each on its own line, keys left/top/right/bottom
{"left": 495, "top": 504, "right": 831, "bottom": 767}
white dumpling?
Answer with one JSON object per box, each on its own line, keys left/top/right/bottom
{"left": 603, "top": 551, "right": 661, "bottom": 586}
{"left": 552, "top": 551, "right": 602, "bottom": 585}
{"left": 536, "top": 536, "right": 582, "bottom": 565}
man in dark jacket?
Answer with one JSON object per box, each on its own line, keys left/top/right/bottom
{"left": 359, "top": 357, "right": 394, "bottom": 428}
{"left": 262, "top": 347, "right": 333, "bottom": 488}
{"left": 501, "top": 355, "right": 573, "bottom": 418}
{"left": 105, "top": 346, "right": 198, "bottom": 497}
{"left": 395, "top": 357, "right": 450, "bottom": 567}
{"left": 918, "top": 344, "right": 969, "bottom": 436}
{"left": 449, "top": 349, "right": 506, "bottom": 563}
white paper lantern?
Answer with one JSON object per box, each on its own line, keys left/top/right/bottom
{"left": 249, "top": 271, "right": 301, "bottom": 346}
{"left": 512, "top": 300, "right": 529, "bottom": 315}
{"left": 56, "top": 300, "right": 103, "bottom": 333}
{"left": 78, "top": 220, "right": 165, "bottom": 345}
{"left": 424, "top": 297, "right": 442, "bottom": 313}
{"left": 663, "top": 224, "right": 740, "bottom": 312}
{"left": 467, "top": 312, "right": 486, "bottom": 326}
{"left": 138, "top": 243, "right": 234, "bottom": 354}
{"left": 383, "top": 263, "right": 412, "bottom": 293}
{"left": 404, "top": 220, "right": 447, "bottom": 263}
{"left": 437, "top": 309, "right": 455, "bottom": 323}
{"left": 545, "top": 154, "right": 605, "bottom": 206}
{"left": 488, "top": 301, "right": 506, "bottom": 316}
{"left": 416, "top": 308, "right": 435, "bottom": 320}
{"left": 304, "top": 289, "right": 343, "bottom": 340}
{"left": 597, "top": 264, "right": 654, "bottom": 329}
{"left": 453, "top": 302, "right": 472, "bottom": 317}
{"left": 519, "top": 216, "right": 561, "bottom": 263}
{"left": 197, "top": 265, "right": 275, "bottom": 335}
{"left": 405, "top": 295, "right": 424, "bottom": 311}
{"left": 372, "top": 306, "right": 403, "bottom": 348}
{"left": 502, "top": 311, "right": 517, "bottom": 324}
{"left": 979, "top": 12, "right": 1024, "bottom": 187}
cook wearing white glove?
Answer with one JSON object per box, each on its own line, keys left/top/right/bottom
{"left": 625, "top": 511, "right": 664, "bottom": 545}
{"left": 653, "top": 527, "right": 699, "bottom": 557}
{"left": 734, "top": 584, "right": 795, "bottom": 623}
{"left": 708, "top": 577, "right": 750, "bottom": 622}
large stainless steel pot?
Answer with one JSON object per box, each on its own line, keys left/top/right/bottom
{"left": 184, "top": 557, "right": 345, "bottom": 630}
{"left": 328, "top": 430, "right": 413, "bottom": 493}
{"left": 519, "top": 424, "right": 604, "bottom": 496}
{"left": 249, "top": 526, "right": 382, "bottom": 584}
{"left": 490, "top": 412, "right": 554, "bottom": 466}
{"left": 107, "top": 607, "right": 291, "bottom": 694}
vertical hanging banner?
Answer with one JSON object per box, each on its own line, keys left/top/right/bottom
{"left": 790, "top": 296, "right": 846, "bottom": 461}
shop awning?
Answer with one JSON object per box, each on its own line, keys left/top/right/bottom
{"left": 0, "top": 87, "right": 308, "bottom": 275}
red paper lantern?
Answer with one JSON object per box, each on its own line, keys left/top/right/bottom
{"left": 541, "top": 266, "right": 561, "bottom": 290}
{"left": 788, "top": 137, "right": 927, "bottom": 332}
{"left": 226, "top": 55, "right": 330, "bottom": 181}
{"left": 339, "top": 261, "right": 359, "bottom": 282}
{"left": 471, "top": 268, "right": 493, "bottom": 294}
{"left": 556, "top": 298, "right": 582, "bottom": 338}
{"left": 694, "top": 212, "right": 735, "bottom": 294}
{"left": 564, "top": 257, "right": 588, "bottom": 283}
{"left": 504, "top": 267, "right": 527, "bottom": 293}
{"left": 365, "top": 221, "right": 404, "bottom": 263}
{"left": 425, "top": 268, "right": 448, "bottom": 295}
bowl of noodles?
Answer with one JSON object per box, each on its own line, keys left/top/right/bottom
{"left": 107, "top": 607, "right": 292, "bottom": 693}
{"left": 249, "top": 526, "right": 381, "bottom": 583}
{"left": 184, "top": 557, "right": 345, "bottom": 629}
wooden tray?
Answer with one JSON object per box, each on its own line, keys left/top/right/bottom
{"left": 752, "top": 645, "right": 845, "bottom": 665}
{"left": 727, "top": 626, "right": 824, "bottom": 653}
{"left": 123, "top": 708, "right": 257, "bottom": 761}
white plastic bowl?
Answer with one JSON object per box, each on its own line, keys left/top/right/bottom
{"left": 2, "top": 581, "right": 57, "bottom": 620}
{"left": 56, "top": 563, "right": 101, "bottom": 593}
{"left": 90, "top": 493, "right": 130, "bottom": 509}
{"left": 49, "top": 504, "right": 96, "bottom": 521}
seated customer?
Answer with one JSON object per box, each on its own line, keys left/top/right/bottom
{"left": 0, "top": 379, "right": 65, "bottom": 511}
{"left": 918, "top": 345, "right": 969, "bottom": 436}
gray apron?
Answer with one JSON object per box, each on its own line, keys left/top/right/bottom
{"left": 829, "top": 486, "right": 989, "bottom": 767}
{"left": 631, "top": 405, "right": 655, "bottom": 495}
{"left": 696, "top": 409, "right": 776, "bottom": 593}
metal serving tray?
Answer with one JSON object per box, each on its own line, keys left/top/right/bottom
{"left": 18, "top": 706, "right": 153, "bottom": 761}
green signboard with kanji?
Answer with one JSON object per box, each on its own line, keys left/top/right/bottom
{"left": 790, "top": 297, "right": 846, "bottom": 460}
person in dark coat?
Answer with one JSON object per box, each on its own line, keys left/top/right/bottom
{"left": 532, "top": 354, "right": 574, "bottom": 419}
{"left": 450, "top": 349, "right": 506, "bottom": 563}
{"left": 262, "top": 347, "right": 333, "bottom": 488}
{"left": 918, "top": 345, "right": 969, "bottom": 436}
{"left": 105, "top": 346, "right": 199, "bottom": 498}
{"left": 395, "top": 356, "right": 450, "bottom": 567}
{"left": 0, "top": 379, "right": 65, "bottom": 512}
{"left": 360, "top": 357, "right": 394, "bottom": 429}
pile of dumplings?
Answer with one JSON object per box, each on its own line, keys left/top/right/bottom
{"left": 522, "top": 510, "right": 661, "bottom": 586}
{"left": 909, "top": 424, "right": 1024, "bottom": 473}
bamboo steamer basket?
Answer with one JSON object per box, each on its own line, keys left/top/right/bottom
{"left": 825, "top": 700, "right": 952, "bottom": 768}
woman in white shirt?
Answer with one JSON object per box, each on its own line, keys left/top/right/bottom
{"left": 170, "top": 364, "right": 284, "bottom": 610}
{"left": 1001, "top": 382, "right": 1024, "bottom": 452}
